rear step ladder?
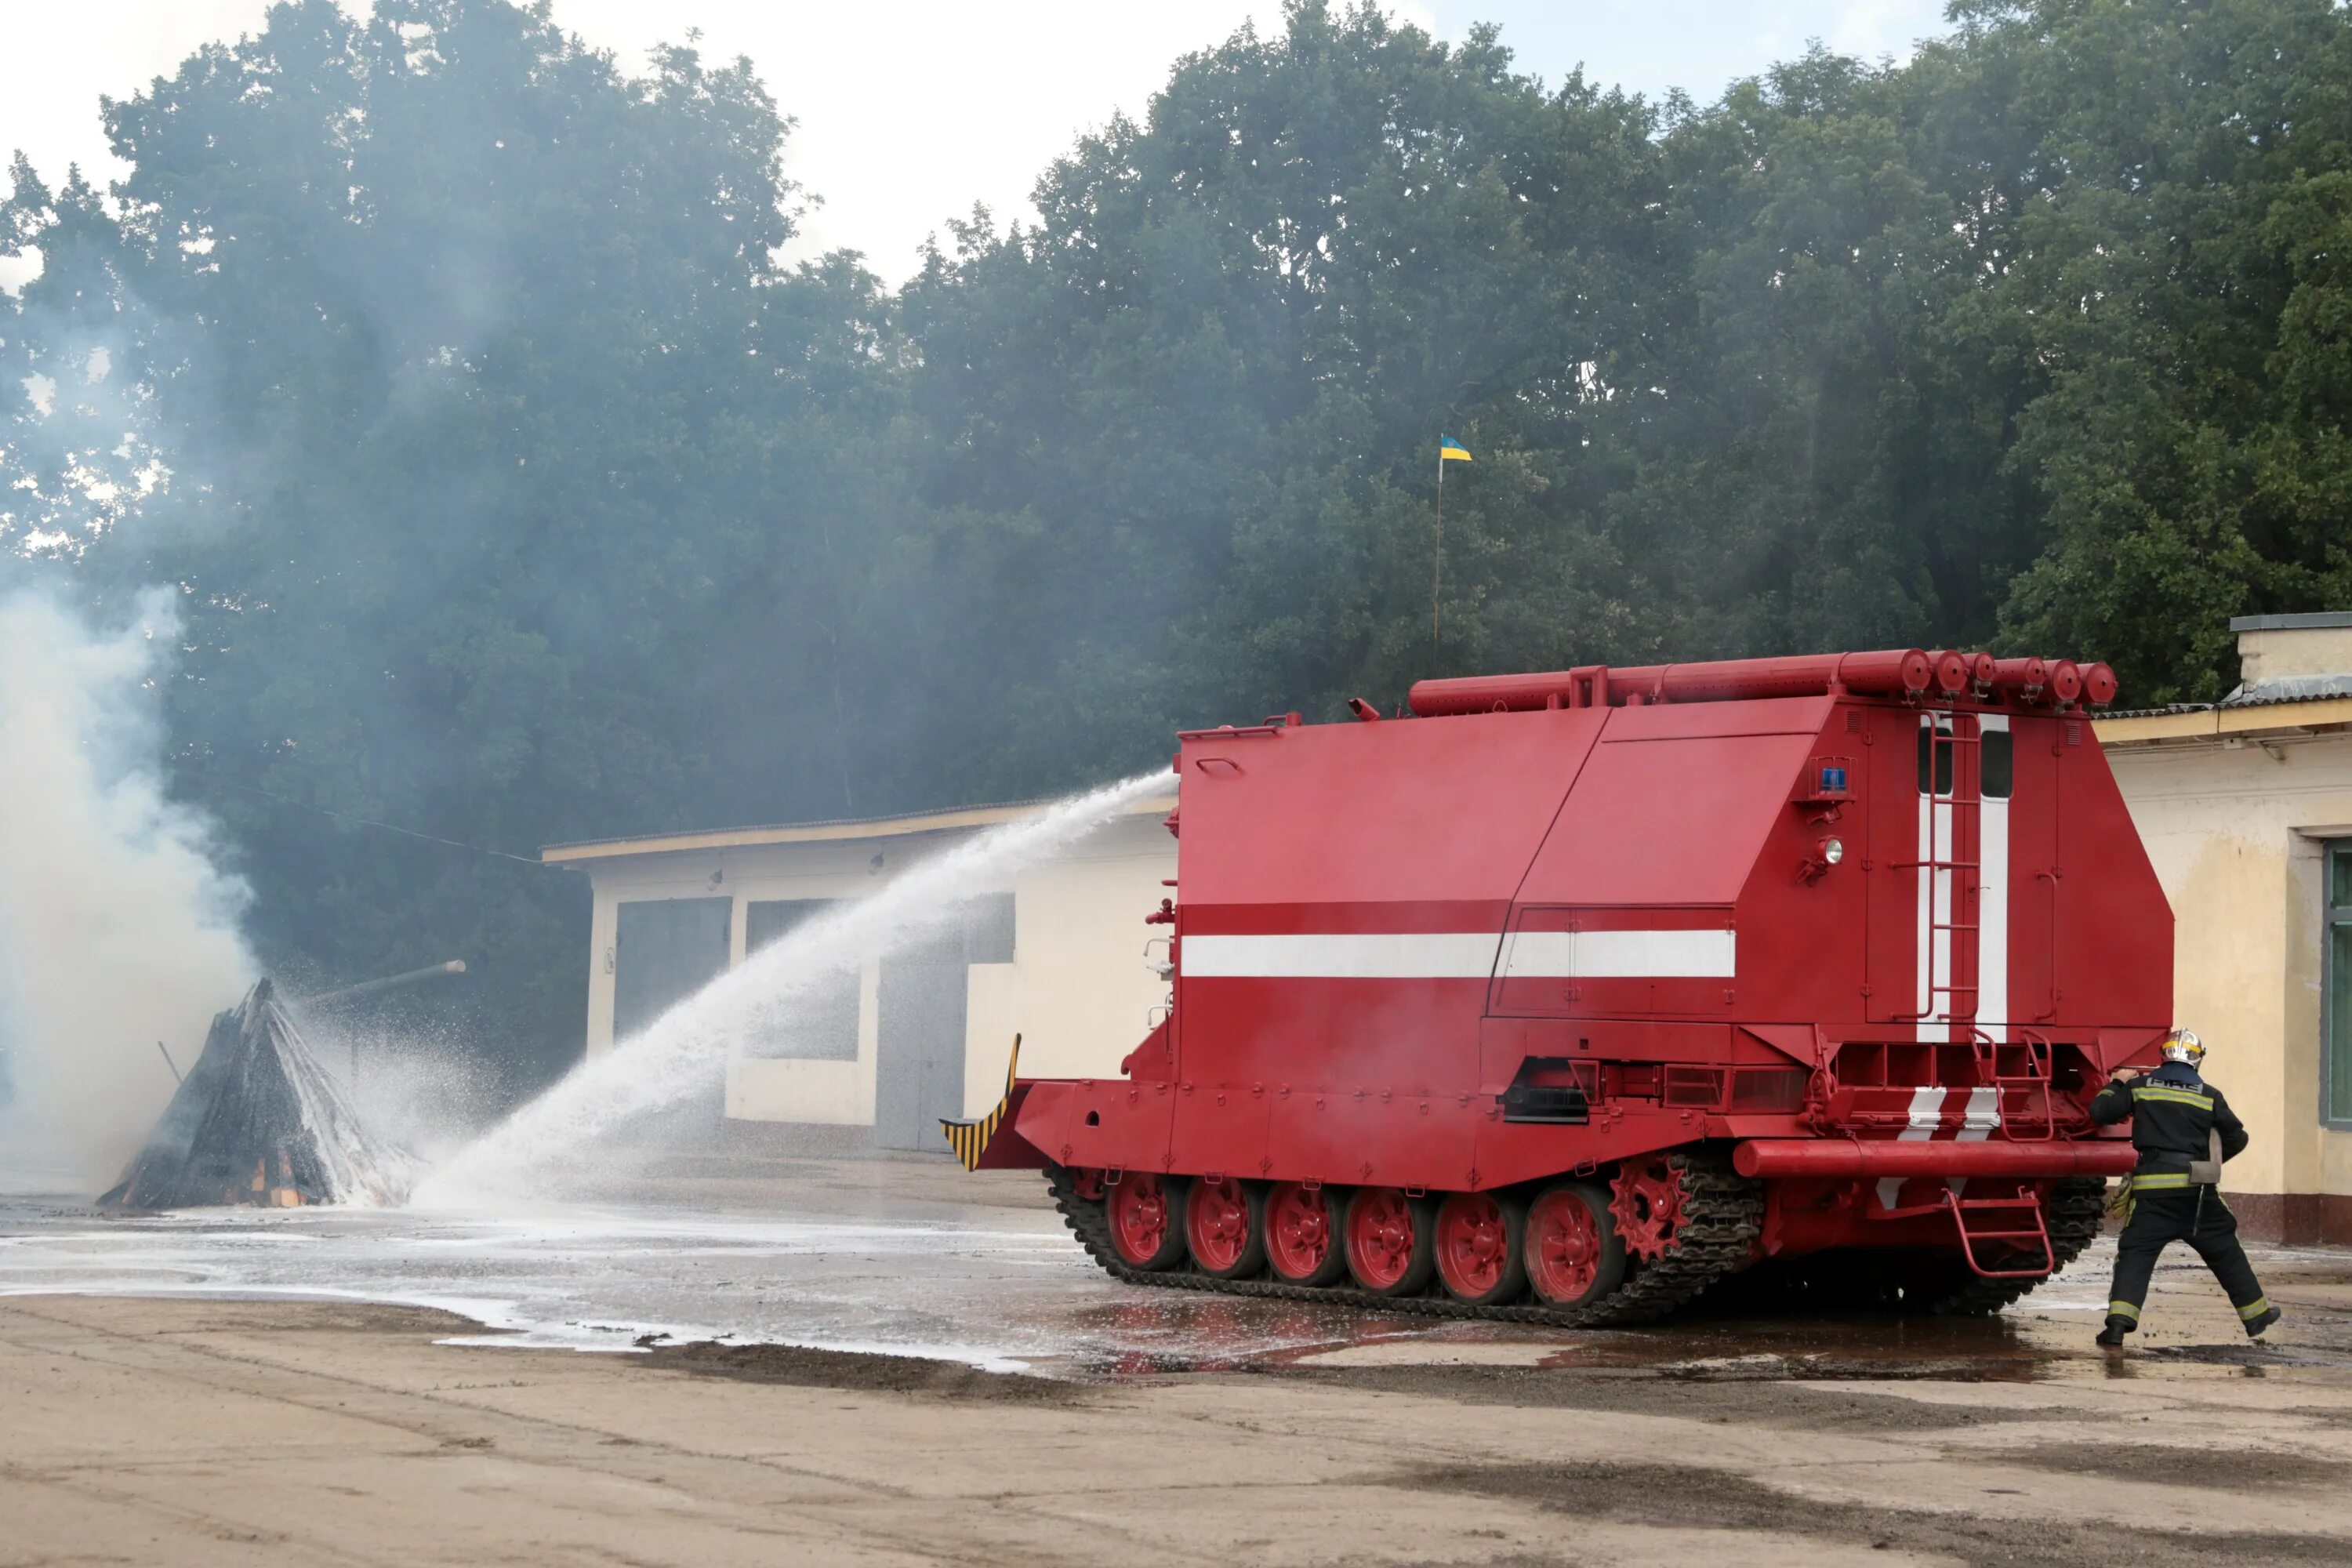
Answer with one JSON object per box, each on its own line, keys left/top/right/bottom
{"left": 1940, "top": 1189, "right": 2055, "bottom": 1279}
{"left": 1971, "top": 1028, "right": 2058, "bottom": 1142}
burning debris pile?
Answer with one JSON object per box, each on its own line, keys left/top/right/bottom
{"left": 100, "top": 979, "right": 416, "bottom": 1208}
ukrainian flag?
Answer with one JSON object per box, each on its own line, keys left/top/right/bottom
{"left": 1439, "top": 434, "right": 1472, "bottom": 463}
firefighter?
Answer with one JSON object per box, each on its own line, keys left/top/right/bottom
{"left": 2092, "top": 1029, "right": 2280, "bottom": 1348}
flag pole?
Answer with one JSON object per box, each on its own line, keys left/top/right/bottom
{"left": 1433, "top": 445, "right": 1444, "bottom": 644}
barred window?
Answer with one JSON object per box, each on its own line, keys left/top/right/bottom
{"left": 742, "top": 899, "right": 860, "bottom": 1061}
{"left": 2327, "top": 847, "right": 2352, "bottom": 1124}
{"left": 615, "top": 898, "right": 731, "bottom": 1042}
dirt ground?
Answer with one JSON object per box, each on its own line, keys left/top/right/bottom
{"left": 2, "top": 1291, "right": 2349, "bottom": 1567}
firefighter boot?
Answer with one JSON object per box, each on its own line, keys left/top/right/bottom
{"left": 2245, "top": 1305, "right": 2282, "bottom": 1338}
{"left": 2095, "top": 1316, "right": 2132, "bottom": 1348}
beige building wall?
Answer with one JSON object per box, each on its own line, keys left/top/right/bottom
{"left": 2100, "top": 737, "right": 2352, "bottom": 1202}
{"left": 961, "top": 817, "right": 1176, "bottom": 1112}
{"left": 550, "top": 799, "right": 1175, "bottom": 1139}
{"left": 2097, "top": 611, "right": 2352, "bottom": 1240}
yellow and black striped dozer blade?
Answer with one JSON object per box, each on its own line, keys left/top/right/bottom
{"left": 941, "top": 1033, "right": 1023, "bottom": 1172}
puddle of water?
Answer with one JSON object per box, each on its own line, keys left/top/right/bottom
{"left": 0, "top": 1196, "right": 1080, "bottom": 1367}
{"left": 7, "top": 1179, "right": 2350, "bottom": 1386}
{"left": 0, "top": 1191, "right": 1438, "bottom": 1374}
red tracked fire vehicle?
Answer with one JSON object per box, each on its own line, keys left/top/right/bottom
{"left": 946, "top": 648, "right": 2166, "bottom": 1323}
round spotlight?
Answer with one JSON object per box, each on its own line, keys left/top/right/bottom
{"left": 1821, "top": 837, "right": 1845, "bottom": 866}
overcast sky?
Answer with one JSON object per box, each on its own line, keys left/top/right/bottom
{"left": 1, "top": 1, "right": 1949, "bottom": 289}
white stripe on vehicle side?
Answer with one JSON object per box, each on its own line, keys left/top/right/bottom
{"left": 1181, "top": 932, "right": 1503, "bottom": 979}
{"left": 1501, "top": 928, "right": 1736, "bottom": 979}
{"left": 1875, "top": 1084, "right": 1950, "bottom": 1210}
{"left": 1181, "top": 928, "right": 1737, "bottom": 980}
{"left": 1948, "top": 1083, "right": 2001, "bottom": 1196}
{"left": 1979, "top": 713, "right": 2010, "bottom": 1036}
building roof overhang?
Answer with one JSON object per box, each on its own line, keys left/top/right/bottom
{"left": 2096, "top": 695, "right": 2352, "bottom": 748}
{"left": 541, "top": 793, "right": 1178, "bottom": 865}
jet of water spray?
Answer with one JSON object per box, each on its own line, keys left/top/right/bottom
{"left": 412, "top": 771, "right": 1167, "bottom": 1205}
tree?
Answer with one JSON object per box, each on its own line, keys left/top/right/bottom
{"left": 10, "top": 0, "right": 2352, "bottom": 1084}
{"left": 1969, "top": 0, "right": 2352, "bottom": 699}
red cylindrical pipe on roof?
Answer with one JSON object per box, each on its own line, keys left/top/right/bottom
{"left": 1990, "top": 656, "right": 2049, "bottom": 701}
{"left": 1406, "top": 649, "right": 1933, "bottom": 716}
{"left": 1925, "top": 650, "right": 1973, "bottom": 697}
{"left": 1731, "top": 1139, "right": 2136, "bottom": 1180}
{"left": 1407, "top": 669, "right": 1606, "bottom": 714}
{"left": 1618, "top": 649, "right": 1941, "bottom": 703}
{"left": 2080, "top": 662, "right": 2118, "bottom": 706}
{"left": 2045, "top": 659, "right": 2085, "bottom": 706}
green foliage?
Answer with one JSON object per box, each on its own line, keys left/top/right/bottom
{"left": 1967, "top": 0, "right": 2352, "bottom": 701}
{"left": 5, "top": 0, "right": 2350, "bottom": 1080}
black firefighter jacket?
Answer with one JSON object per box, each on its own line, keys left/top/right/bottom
{"left": 2089, "top": 1060, "right": 2250, "bottom": 1189}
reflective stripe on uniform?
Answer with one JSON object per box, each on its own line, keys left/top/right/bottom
{"left": 2108, "top": 1300, "right": 2141, "bottom": 1321}
{"left": 2130, "top": 1086, "right": 2215, "bottom": 1109}
{"left": 2238, "top": 1295, "right": 2271, "bottom": 1320}
{"left": 2130, "top": 1172, "right": 2192, "bottom": 1191}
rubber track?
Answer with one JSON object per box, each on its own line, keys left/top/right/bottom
{"left": 1048, "top": 1147, "right": 1765, "bottom": 1329}
{"left": 1922, "top": 1175, "right": 2110, "bottom": 1316}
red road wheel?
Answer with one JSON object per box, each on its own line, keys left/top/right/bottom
{"left": 1265, "top": 1181, "right": 1348, "bottom": 1286}
{"left": 1434, "top": 1192, "right": 1529, "bottom": 1306}
{"left": 1344, "top": 1187, "right": 1437, "bottom": 1298}
{"left": 1106, "top": 1174, "right": 1187, "bottom": 1271}
{"left": 1185, "top": 1177, "right": 1268, "bottom": 1279}
{"left": 1525, "top": 1181, "right": 1626, "bottom": 1309}
{"left": 1609, "top": 1156, "right": 1689, "bottom": 1261}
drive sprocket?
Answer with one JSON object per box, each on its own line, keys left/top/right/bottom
{"left": 1608, "top": 1156, "right": 1690, "bottom": 1261}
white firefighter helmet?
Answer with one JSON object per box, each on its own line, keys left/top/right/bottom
{"left": 2159, "top": 1029, "right": 2205, "bottom": 1068}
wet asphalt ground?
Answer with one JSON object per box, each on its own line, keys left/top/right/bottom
{"left": 12, "top": 1152, "right": 2352, "bottom": 1566}
{"left": 6, "top": 1149, "right": 2350, "bottom": 1388}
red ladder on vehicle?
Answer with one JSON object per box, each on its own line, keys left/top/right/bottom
{"left": 1896, "top": 719, "right": 1982, "bottom": 1030}
{"left": 1973, "top": 1028, "right": 2058, "bottom": 1142}
{"left": 1939, "top": 1188, "right": 2056, "bottom": 1278}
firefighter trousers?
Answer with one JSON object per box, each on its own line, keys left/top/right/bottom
{"left": 2105, "top": 1185, "right": 2269, "bottom": 1330}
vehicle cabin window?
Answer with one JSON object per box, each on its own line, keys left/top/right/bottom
{"left": 1916, "top": 724, "right": 2010, "bottom": 799}
{"left": 1980, "top": 730, "right": 2013, "bottom": 798}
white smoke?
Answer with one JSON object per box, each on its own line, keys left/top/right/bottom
{"left": 0, "top": 585, "right": 255, "bottom": 1185}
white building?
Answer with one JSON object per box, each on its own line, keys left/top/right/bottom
{"left": 544, "top": 797, "right": 1178, "bottom": 1150}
